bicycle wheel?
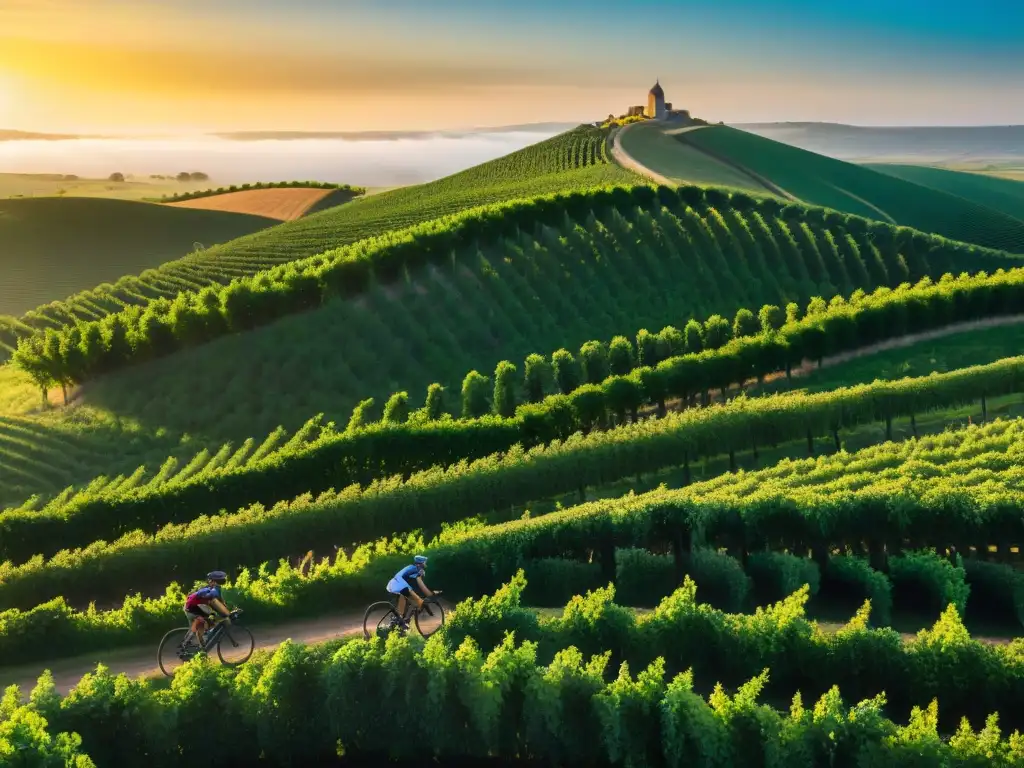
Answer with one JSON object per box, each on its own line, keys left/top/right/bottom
{"left": 158, "top": 627, "right": 198, "bottom": 677}
{"left": 415, "top": 598, "right": 445, "bottom": 638}
{"left": 217, "top": 624, "right": 255, "bottom": 667}
{"left": 363, "top": 601, "right": 402, "bottom": 640}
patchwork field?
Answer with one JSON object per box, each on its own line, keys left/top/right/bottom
{"left": 866, "top": 163, "right": 1024, "bottom": 221}
{"left": 167, "top": 186, "right": 352, "bottom": 221}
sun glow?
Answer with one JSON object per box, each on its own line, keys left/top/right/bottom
{"left": 0, "top": 74, "right": 19, "bottom": 126}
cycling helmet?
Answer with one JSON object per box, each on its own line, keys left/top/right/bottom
{"left": 413, "top": 555, "right": 428, "bottom": 565}
{"left": 207, "top": 570, "right": 228, "bottom": 584}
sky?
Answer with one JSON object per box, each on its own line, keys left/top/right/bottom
{"left": 1, "top": 0, "right": 1022, "bottom": 133}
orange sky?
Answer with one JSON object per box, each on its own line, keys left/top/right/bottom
{"left": 2, "top": 0, "right": 1022, "bottom": 133}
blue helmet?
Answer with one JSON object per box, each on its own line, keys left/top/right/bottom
{"left": 207, "top": 570, "right": 227, "bottom": 583}
{"left": 413, "top": 555, "right": 428, "bottom": 565}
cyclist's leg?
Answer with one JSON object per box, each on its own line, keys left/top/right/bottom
{"left": 192, "top": 606, "right": 213, "bottom": 645}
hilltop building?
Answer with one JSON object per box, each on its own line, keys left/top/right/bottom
{"left": 625, "top": 80, "right": 691, "bottom": 123}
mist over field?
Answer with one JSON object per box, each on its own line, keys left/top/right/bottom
{"left": 0, "top": 129, "right": 569, "bottom": 188}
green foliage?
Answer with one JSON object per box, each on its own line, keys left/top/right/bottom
{"left": 492, "top": 360, "right": 518, "bottom": 418}
{"left": 703, "top": 314, "right": 731, "bottom": 350}
{"left": 683, "top": 319, "right": 704, "bottom": 354}
{"left": 608, "top": 335, "right": 635, "bottom": 376}
{"left": 889, "top": 550, "right": 970, "bottom": 616}
{"left": 579, "top": 340, "right": 610, "bottom": 384}
{"left": 615, "top": 548, "right": 676, "bottom": 607}
{"left": 758, "top": 303, "right": 784, "bottom": 333}
{"left": 381, "top": 391, "right": 410, "bottom": 424}
{"left": 345, "top": 397, "right": 375, "bottom": 432}
{"left": 551, "top": 348, "right": 581, "bottom": 395}
{"left": 747, "top": 551, "right": 821, "bottom": 605}
{"left": 522, "top": 353, "right": 551, "bottom": 403}
{"left": 732, "top": 307, "right": 758, "bottom": 339}
{"left": 825, "top": 555, "right": 893, "bottom": 626}
{"left": 424, "top": 382, "right": 446, "bottom": 421}
{"left": 461, "top": 370, "right": 490, "bottom": 418}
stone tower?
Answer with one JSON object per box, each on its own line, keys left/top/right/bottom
{"left": 646, "top": 79, "right": 666, "bottom": 120}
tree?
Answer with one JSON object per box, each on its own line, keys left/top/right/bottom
{"left": 786, "top": 302, "right": 801, "bottom": 324}
{"left": 551, "top": 349, "right": 581, "bottom": 395}
{"left": 523, "top": 354, "right": 551, "bottom": 403}
{"left": 608, "top": 336, "right": 635, "bottom": 376}
{"left": 461, "top": 370, "right": 490, "bottom": 418}
{"left": 424, "top": 383, "right": 446, "bottom": 420}
{"left": 11, "top": 337, "right": 52, "bottom": 408}
{"left": 636, "top": 329, "right": 660, "bottom": 367}
{"left": 656, "top": 326, "right": 684, "bottom": 360}
{"left": 493, "top": 361, "right": 518, "bottom": 418}
{"left": 176, "top": 172, "right": 192, "bottom": 182}
{"left": 703, "top": 314, "right": 732, "bottom": 350}
{"left": 758, "top": 304, "right": 785, "bottom": 334}
{"left": 683, "top": 320, "right": 704, "bottom": 354}
{"left": 382, "top": 391, "right": 410, "bottom": 424}
{"left": 579, "top": 340, "right": 610, "bottom": 385}
{"left": 108, "top": 172, "right": 124, "bottom": 183}
{"left": 733, "top": 308, "right": 759, "bottom": 339}
{"left": 806, "top": 296, "right": 827, "bottom": 317}
{"left": 345, "top": 398, "right": 375, "bottom": 432}
{"left": 189, "top": 171, "right": 210, "bottom": 181}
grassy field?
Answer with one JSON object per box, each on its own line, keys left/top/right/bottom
{"left": 167, "top": 186, "right": 353, "bottom": 221}
{"left": 865, "top": 163, "right": 1024, "bottom": 221}
{"left": 2, "top": 126, "right": 637, "bottom": 348}
{"left": 616, "top": 122, "right": 771, "bottom": 192}
{"left": 0, "top": 197, "right": 274, "bottom": 316}
{"left": 681, "top": 126, "right": 1024, "bottom": 252}
{"left": 0, "top": 172, "right": 211, "bottom": 201}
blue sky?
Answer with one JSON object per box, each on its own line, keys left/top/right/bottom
{"left": 1, "top": 0, "right": 1021, "bottom": 131}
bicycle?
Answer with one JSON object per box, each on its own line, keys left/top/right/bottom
{"left": 362, "top": 591, "right": 445, "bottom": 640}
{"left": 157, "top": 608, "right": 255, "bottom": 677}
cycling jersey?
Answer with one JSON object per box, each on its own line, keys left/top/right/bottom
{"left": 386, "top": 564, "right": 423, "bottom": 595}
{"left": 185, "top": 585, "right": 222, "bottom": 611}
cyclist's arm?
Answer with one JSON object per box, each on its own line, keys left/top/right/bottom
{"left": 415, "top": 576, "right": 433, "bottom": 598}
{"left": 211, "top": 597, "right": 231, "bottom": 617}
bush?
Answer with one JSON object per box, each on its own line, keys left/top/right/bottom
{"left": 521, "top": 558, "right": 602, "bottom": 607}
{"left": 683, "top": 548, "right": 751, "bottom": 612}
{"left": 962, "top": 558, "right": 1024, "bottom": 628}
{"left": 747, "top": 551, "right": 820, "bottom": 605}
{"left": 889, "top": 550, "right": 969, "bottom": 616}
{"left": 615, "top": 548, "right": 677, "bottom": 607}
{"left": 824, "top": 555, "right": 892, "bottom": 625}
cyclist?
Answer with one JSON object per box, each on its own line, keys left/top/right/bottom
{"left": 184, "top": 570, "right": 232, "bottom": 649}
{"left": 386, "top": 555, "right": 437, "bottom": 628}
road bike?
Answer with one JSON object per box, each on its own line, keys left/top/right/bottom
{"left": 362, "top": 592, "right": 445, "bottom": 640}
{"left": 157, "top": 608, "right": 255, "bottom": 677}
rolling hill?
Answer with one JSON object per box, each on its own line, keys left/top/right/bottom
{"left": 4, "top": 182, "right": 1020, "bottom": 504}
{"left": 0, "top": 197, "right": 274, "bottom": 316}
{"left": 866, "top": 163, "right": 1024, "bottom": 221}
{"left": 0, "top": 126, "right": 636, "bottom": 354}
{"left": 676, "top": 125, "right": 1024, "bottom": 252}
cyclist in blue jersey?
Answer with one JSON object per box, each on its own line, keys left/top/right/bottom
{"left": 386, "top": 555, "right": 437, "bottom": 628}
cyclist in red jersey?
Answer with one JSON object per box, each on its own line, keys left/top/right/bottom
{"left": 184, "top": 570, "right": 232, "bottom": 648}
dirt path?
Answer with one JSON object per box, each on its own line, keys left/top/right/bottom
{"left": 610, "top": 123, "right": 674, "bottom": 186}
{"left": 0, "top": 609, "right": 374, "bottom": 696}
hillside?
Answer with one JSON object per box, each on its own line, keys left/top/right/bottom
{"left": 167, "top": 186, "right": 360, "bottom": 221}
{"left": 615, "top": 122, "right": 772, "bottom": 193}
{"left": 679, "top": 125, "right": 1024, "bottom": 252}
{"left": 736, "top": 121, "right": 1024, "bottom": 163}
{"left": 4, "top": 183, "right": 1021, "bottom": 504}
{"left": 1, "top": 126, "right": 637, "bottom": 353}
{"left": 866, "top": 163, "right": 1024, "bottom": 221}
{"left": 0, "top": 197, "right": 274, "bottom": 316}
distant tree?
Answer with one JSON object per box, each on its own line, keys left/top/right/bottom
{"left": 63, "top": 174, "right": 79, "bottom": 181}
{"left": 189, "top": 171, "right": 210, "bottom": 181}
{"left": 806, "top": 296, "right": 828, "bottom": 317}
{"left": 579, "top": 340, "right": 610, "bottom": 385}
{"left": 523, "top": 353, "right": 551, "bottom": 403}
{"left": 683, "top": 320, "right": 704, "bottom": 354}
{"left": 382, "top": 391, "right": 410, "bottom": 424}
{"left": 704, "top": 314, "right": 732, "bottom": 350}
{"left": 108, "top": 172, "right": 125, "bottom": 183}
{"left": 733, "top": 308, "right": 759, "bottom": 339}
{"left": 424, "top": 383, "right": 446, "bottom": 420}
{"left": 656, "top": 326, "right": 684, "bottom": 360}
{"left": 608, "top": 336, "right": 635, "bottom": 376}
{"left": 461, "top": 370, "right": 490, "bottom": 418}
{"left": 551, "top": 349, "right": 581, "bottom": 395}
{"left": 176, "top": 172, "right": 192, "bottom": 182}
{"left": 493, "top": 360, "right": 518, "bottom": 418}
{"left": 345, "top": 398, "right": 376, "bottom": 432}
{"left": 636, "top": 329, "right": 660, "bottom": 367}
{"left": 759, "top": 304, "right": 785, "bottom": 333}
{"left": 786, "top": 302, "right": 802, "bottom": 324}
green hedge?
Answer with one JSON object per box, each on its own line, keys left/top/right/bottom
{"left": 6, "top": 574, "right": 1024, "bottom": 767}
{"left": 160, "top": 181, "right": 365, "bottom": 203}
{"left": 890, "top": 550, "right": 970, "bottom": 616}
{"left": 5, "top": 349, "right": 1024, "bottom": 569}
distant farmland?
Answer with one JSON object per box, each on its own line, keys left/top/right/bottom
{"left": 168, "top": 186, "right": 358, "bottom": 221}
